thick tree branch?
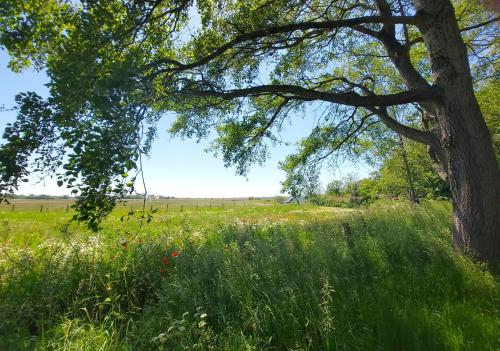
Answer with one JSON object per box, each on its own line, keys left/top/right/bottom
{"left": 373, "top": 107, "right": 437, "bottom": 146}
{"left": 427, "top": 145, "right": 449, "bottom": 182}
{"left": 351, "top": 26, "right": 432, "bottom": 91}
{"left": 178, "top": 84, "right": 442, "bottom": 107}
{"left": 372, "top": 7, "right": 431, "bottom": 90}
{"left": 376, "top": 0, "right": 396, "bottom": 37}
{"left": 353, "top": 0, "right": 443, "bottom": 147}
{"left": 149, "top": 15, "right": 421, "bottom": 73}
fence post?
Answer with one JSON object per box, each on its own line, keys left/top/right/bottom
{"left": 11, "top": 204, "right": 14, "bottom": 212}
{"left": 40, "top": 205, "right": 43, "bottom": 213}
{"left": 66, "top": 205, "right": 69, "bottom": 213}
{"left": 180, "top": 205, "right": 183, "bottom": 212}
{"left": 167, "top": 204, "right": 169, "bottom": 211}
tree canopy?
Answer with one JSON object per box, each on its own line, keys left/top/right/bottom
{"left": 0, "top": 0, "right": 498, "bottom": 231}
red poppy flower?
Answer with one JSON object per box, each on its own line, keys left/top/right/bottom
{"left": 162, "top": 256, "right": 170, "bottom": 265}
{"left": 171, "top": 251, "right": 178, "bottom": 257}
{"left": 160, "top": 268, "right": 165, "bottom": 273}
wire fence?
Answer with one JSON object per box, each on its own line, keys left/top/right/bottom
{"left": 0, "top": 198, "right": 291, "bottom": 213}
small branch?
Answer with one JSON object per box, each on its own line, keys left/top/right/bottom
{"left": 460, "top": 16, "right": 500, "bottom": 32}
{"left": 409, "top": 16, "right": 500, "bottom": 46}
{"left": 249, "top": 98, "right": 289, "bottom": 143}
{"left": 148, "top": 15, "right": 421, "bottom": 73}
{"left": 313, "top": 110, "right": 372, "bottom": 163}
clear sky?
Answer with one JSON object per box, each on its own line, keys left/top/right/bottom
{"left": 0, "top": 50, "right": 372, "bottom": 198}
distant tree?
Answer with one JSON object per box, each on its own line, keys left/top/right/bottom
{"left": 0, "top": 0, "right": 498, "bottom": 262}
{"left": 358, "top": 177, "right": 380, "bottom": 202}
{"left": 376, "top": 139, "right": 450, "bottom": 199}
{"left": 325, "top": 180, "right": 343, "bottom": 196}
{"left": 396, "top": 134, "right": 418, "bottom": 203}
{"left": 340, "top": 174, "right": 360, "bottom": 197}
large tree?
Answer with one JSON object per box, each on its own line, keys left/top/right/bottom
{"left": 0, "top": 0, "right": 499, "bottom": 262}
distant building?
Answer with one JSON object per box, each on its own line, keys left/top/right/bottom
{"left": 283, "top": 196, "right": 306, "bottom": 204}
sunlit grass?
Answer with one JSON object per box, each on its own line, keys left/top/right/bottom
{"left": 0, "top": 200, "right": 498, "bottom": 350}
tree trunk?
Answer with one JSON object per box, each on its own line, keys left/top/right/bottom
{"left": 398, "top": 134, "right": 418, "bottom": 204}
{"left": 414, "top": 0, "right": 500, "bottom": 263}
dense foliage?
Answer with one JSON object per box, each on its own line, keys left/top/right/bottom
{"left": 369, "top": 140, "right": 450, "bottom": 199}
{"left": 308, "top": 137, "right": 450, "bottom": 207}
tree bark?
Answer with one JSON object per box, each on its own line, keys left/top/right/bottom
{"left": 414, "top": 0, "right": 500, "bottom": 263}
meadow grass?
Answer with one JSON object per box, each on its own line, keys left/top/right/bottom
{"left": 0, "top": 201, "right": 498, "bottom": 350}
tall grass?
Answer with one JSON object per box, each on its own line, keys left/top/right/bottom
{"left": 0, "top": 201, "right": 498, "bottom": 350}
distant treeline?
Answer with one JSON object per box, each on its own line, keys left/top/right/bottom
{"left": 7, "top": 194, "right": 178, "bottom": 200}
{"left": 8, "top": 194, "right": 72, "bottom": 200}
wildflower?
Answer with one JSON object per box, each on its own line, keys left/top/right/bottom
{"left": 162, "top": 256, "right": 170, "bottom": 265}
{"left": 138, "top": 239, "right": 144, "bottom": 244}
{"left": 171, "top": 251, "right": 178, "bottom": 257}
{"left": 160, "top": 268, "right": 165, "bottom": 273}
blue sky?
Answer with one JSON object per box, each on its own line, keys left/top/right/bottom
{"left": 0, "top": 50, "right": 372, "bottom": 197}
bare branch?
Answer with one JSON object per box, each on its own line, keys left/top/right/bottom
{"left": 409, "top": 16, "right": 500, "bottom": 46}
{"left": 460, "top": 16, "right": 500, "bottom": 31}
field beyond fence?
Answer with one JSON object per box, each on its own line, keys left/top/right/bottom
{"left": 0, "top": 197, "right": 281, "bottom": 213}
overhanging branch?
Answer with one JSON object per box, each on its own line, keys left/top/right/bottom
{"left": 178, "top": 84, "right": 442, "bottom": 107}
{"left": 149, "top": 15, "right": 420, "bottom": 73}
{"left": 373, "top": 107, "right": 437, "bottom": 146}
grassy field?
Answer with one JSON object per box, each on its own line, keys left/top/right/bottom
{"left": 0, "top": 200, "right": 498, "bottom": 350}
